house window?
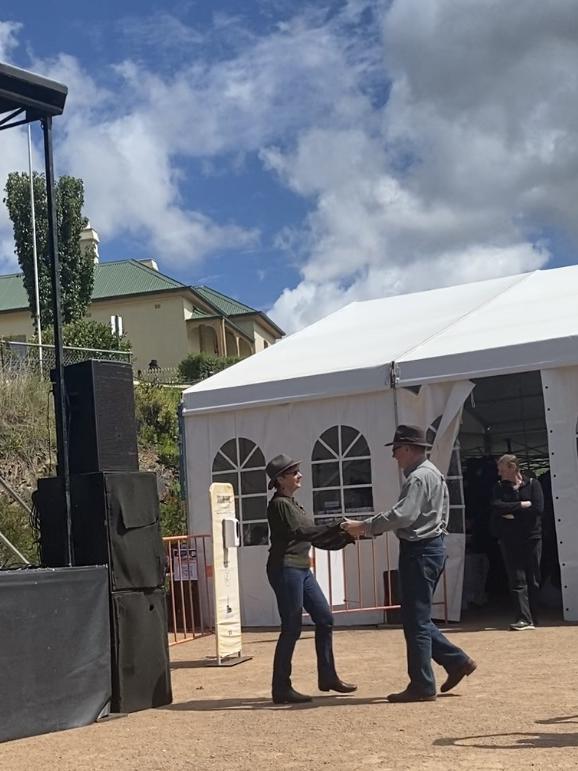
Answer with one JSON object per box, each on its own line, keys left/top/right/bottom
{"left": 211, "top": 438, "right": 268, "bottom": 546}
{"left": 311, "top": 425, "right": 374, "bottom": 522}
{"left": 427, "top": 418, "right": 465, "bottom": 534}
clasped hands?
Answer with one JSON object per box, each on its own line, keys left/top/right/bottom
{"left": 340, "top": 518, "right": 367, "bottom": 539}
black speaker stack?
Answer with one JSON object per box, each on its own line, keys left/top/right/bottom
{"left": 34, "top": 360, "right": 172, "bottom": 713}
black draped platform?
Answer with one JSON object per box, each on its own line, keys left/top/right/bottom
{"left": 0, "top": 566, "right": 111, "bottom": 743}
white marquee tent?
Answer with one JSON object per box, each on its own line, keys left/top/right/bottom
{"left": 183, "top": 265, "right": 578, "bottom": 625}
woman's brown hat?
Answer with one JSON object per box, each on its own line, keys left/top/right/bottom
{"left": 265, "top": 454, "right": 301, "bottom": 490}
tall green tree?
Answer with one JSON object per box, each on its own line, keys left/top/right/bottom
{"left": 3, "top": 172, "right": 95, "bottom": 329}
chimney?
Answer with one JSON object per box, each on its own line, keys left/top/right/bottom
{"left": 80, "top": 221, "right": 100, "bottom": 263}
{"left": 140, "top": 258, "right": 159, "bottom": 271}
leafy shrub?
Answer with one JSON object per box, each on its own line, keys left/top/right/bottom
{"left": 134, "top": 383, "right": 180, "bottom": 451}
{"left": 133, "top": 383, "right": 185, "bottom": 535}
{"left": 0, "top": 371, "right": 54, "bottom": 565}
{"left": 0, "top": 500, "right": 38, "bottom": 566}
{"left": 157, "top": 438, "right": 180, "bottom": 470}
{"left": 177, "top": 352, "right": 240, "bottom": 383}
{"left": 159, "top": 480, "right": 187, "bottom": 537}
{"left": 40, "top": 317, "right": 131, "bottom": 353}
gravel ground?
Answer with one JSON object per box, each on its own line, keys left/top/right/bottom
{"left": 2, "top": 617, "right": 578, "bottom": 770}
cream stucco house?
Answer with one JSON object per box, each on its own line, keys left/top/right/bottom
{"left": 0, "top": 227, "right": 283, "bottom": 372}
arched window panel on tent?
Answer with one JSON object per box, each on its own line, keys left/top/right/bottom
{"left": 427, "top": 417, "right": 465, "bottom": 535}
{"left": 211, "top": 437, "right": 268, "bottom": 546}
{"left": 312, "top": 425, "right": 373, "bottom": 522}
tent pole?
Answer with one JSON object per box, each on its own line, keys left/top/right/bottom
{"left": 389, "top": 361, "right": 404, "bottom": 489}
{"left": 41, "top": 115, "right": 73, "bottom": 567}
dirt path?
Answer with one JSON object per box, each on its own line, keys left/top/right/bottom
{"left": 2, "top": 622, "right": 578, "bottom": 770}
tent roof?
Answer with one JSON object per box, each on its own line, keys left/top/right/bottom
{"left": 183, "top": 265, "right": 578, "bottom": 414}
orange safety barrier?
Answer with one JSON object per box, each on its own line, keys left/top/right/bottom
{"left": 163, "top": 532, "right": 448, "bottom": 643}
{"left": 163, "top": 534, "right": 214, "bottom": 646}
{"left": 311, "top": 533, "right": 448, "bottom": 623}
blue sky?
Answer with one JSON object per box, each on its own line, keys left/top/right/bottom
{"left": 1, "top": 1, "right": 578, "bottom": 332}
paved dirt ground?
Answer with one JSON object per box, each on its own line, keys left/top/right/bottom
{"left": 2, "top": 615, "right": 578, "bottom": 770}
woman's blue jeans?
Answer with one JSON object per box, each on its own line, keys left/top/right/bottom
{"left": 399, "top": 535, "right": 469, "bottom": 695}
{"left": 267, "top": 564, "right": 336, "bottom": 695}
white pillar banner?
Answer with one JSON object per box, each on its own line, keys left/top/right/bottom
{"left": 209, "top": 483, "right": 243, "bottom": 662}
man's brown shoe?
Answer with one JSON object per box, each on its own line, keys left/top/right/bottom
{"left": 387, "top": 688, "right": 436, "bottom": 703}
{"left": 440, "top": 658, "right": 477, "bottom": 693}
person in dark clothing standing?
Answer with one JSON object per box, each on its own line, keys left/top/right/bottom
{"left": 266, "top": 453, "right": 356, "bottom": 704}
{"left": 491, "top": 454, "right": 544, "bottom": 631}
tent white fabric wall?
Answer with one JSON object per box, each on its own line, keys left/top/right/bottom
{"left": 185, "top": 381, "right": 473, "bottom": 626}
{"left": 541, "top": 367, "right": 578, "bottom": 620}
{"left": 185, "top": 391, "right": 399, "bottom": 626}
{"left": 183, "top": 265, "right": 578, "bottom": 625}
{"left": 396, "top": 381, "right": 474, "bottom": 620}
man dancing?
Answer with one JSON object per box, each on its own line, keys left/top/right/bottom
{"left": 342, "top": 424, "right": 477, "bottom": 702}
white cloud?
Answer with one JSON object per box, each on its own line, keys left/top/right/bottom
{"left": 1, "top": 31, "right": 262, "bottom": 270}
{"left": 2, "top": 3, "right": 577, "bottom": 327}
{"left": 117, "top": 13, "right": 204, "bottom": 52}
{"left": 267, "top": 0, "right": 578, "bottom": 331}
{"left": 0, "top": 21, "right": 27, "bottom": 271}
{"left": 1, "top": 11, "right": 373, "bottom": 269}
{"left": 0, "top": 20, "right": 21, "bottom": 61}
{"left": 27, "top": 53, "right": 259, "bottom": 266}
{"left": 0, "top": 124, "right": 27, "bottom": 271}
{"left": 1, "top": 8, "right": 382, "bottom": 277}
{"left": 271, "top": 243, "right": 547, "bottom": 331}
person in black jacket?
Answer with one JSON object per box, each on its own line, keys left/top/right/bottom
{"left": 265, "top": 453, "right": 356, "bottom": 704}
{"left": 491, "top": 454, "right": 544, "bottom": 631}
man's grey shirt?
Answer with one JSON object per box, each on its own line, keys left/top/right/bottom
{"left": 365, "top": 458, "right": 449, "bottom": 541}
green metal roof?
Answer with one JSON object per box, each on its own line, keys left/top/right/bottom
{"left": 0, "top": 261, "right": 284, "bottom": 335}
{"left": 93, "top": 260, "right": 186, "bottom": 298}
{"left": 192, "top": 285, "right": 256, "bottom": 316}
{"left": 0, "top": 272, "right": 29, "bottom": 312}
{"left": 191, "top": 286, "right": 285, "bottom": 336}
{"left": 190, "top": 306, "right": 212, "bottom": 319}
{"left": 0, "top": 259, "right": 187, "bottom": 312}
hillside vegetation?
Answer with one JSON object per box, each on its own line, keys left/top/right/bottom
{"left": 0, "top": 371, "right": 54, "bottom": 563}
{"left": 0, "top": 372, "right": 186, "bottom": 566}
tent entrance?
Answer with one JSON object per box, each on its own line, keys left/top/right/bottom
{"left": 457, "top": 370, "right": 561, "bottom": 621}
{"left": 461, "top": 371, "right": 549, "bottom": 468}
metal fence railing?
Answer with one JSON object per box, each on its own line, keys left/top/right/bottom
{"left": 0, "top": 339, "right": 132, "bottom": 377}
{"left": 135, "top": 366, "right": 189, "bottom": 386}
{"left": 164, "top": 534, "right": 214, "bottom": 646}
{"left": 310, "top": 532, "right": 448, "bottom": 623}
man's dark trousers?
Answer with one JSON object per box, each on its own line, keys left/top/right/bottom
{"left": 399, "top": 535, "right": 469, "bottom": 696}
{"left": 267, "top": 565, "right": 336, "bottom": 695}
{"left": 500, "top": 536, "right": 542, "bottom": 625}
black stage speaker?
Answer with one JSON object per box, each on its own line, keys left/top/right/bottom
{"left": 0, "top": 566, "right": 111, "bottom": 742}
{"left": 61, "top": 359, "right": 139, "bottom": 474}
{"left": 110, "top": 588, "right": 172, "bottom": 713}
{"left": 35, "top": 472, "right": 165, "bottom": 591}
